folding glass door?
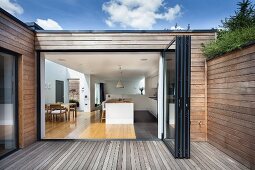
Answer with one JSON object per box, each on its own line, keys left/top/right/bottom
{"left": 0, "top": 51, "right": 18, "bottom": 158}
{"left": 163, "top": 36, "right": 191, "bottom": 158}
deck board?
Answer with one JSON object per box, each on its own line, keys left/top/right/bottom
{"left": 0, "top": 141, "right": 248, "bottom": 170}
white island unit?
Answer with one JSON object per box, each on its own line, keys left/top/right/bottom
{"left": 105, "top": 99, "right": 134, "bottom": 124}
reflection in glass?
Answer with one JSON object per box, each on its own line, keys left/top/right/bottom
{"left": 0, "top": 52, "right": 17, "bottom": 157}
{"left": 163, "top": 52, "right": 176, "bottom": 152}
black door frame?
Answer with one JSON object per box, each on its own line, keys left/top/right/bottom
{"left": 162, "top": 36, "right": 191, "bottom": 158}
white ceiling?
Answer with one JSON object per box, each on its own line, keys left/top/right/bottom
{"left": 42, "top": 52, "right": 161, "bottom": 80}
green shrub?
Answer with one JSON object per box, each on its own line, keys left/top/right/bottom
{"left": 69, "top": 99, "right": 79, "bottom": 107}
{"left": 202, "top": 0, "right": 255, "bottom": 59}
{"left": 202, "top": 26, "right": 255, "bottom": 59}
{"left": 221, "top": 0, "right": 255, "bottom": 31}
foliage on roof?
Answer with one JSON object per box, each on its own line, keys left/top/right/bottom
{"left": 202, "top": 0, "right": 255, "bottom": 59}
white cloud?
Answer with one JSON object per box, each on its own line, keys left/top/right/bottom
{"left": 36, "top": 19, "right": 63, "bottom": 30}
{"left": 0, "top": 0, "right": 24, "bottom": 15}
{"left": 102, "top": 0, "right": 181, "bottom": 29}
{"left": 156, "top": 4, "right": 181, "bottom": 21}
{"left": 170, "top": 25, "right": 184, "bottom": 30}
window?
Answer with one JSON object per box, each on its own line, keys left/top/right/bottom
{"left": 0, "top": 51, "right": 18, "bottom": 158}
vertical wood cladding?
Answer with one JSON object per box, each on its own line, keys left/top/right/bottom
{"left": 207, "top": 44, "right": 255, "bottom": 169}
{"left": 0, "top": 12, "right": 36, "bottom": 148}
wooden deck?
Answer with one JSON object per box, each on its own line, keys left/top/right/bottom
{"left": 0, "top": 141, "right": 248, "bottom": 170}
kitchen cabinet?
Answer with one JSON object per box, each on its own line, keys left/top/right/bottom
{"left": 105, "top": 99, "right": 134, "bottom": 124}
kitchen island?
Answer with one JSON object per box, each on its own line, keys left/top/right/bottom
{"left": 105, "top": 99, "right": 134, "bottom": 124}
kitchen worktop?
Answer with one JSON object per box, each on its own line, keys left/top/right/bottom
{"left": 149, "top": 97, "right": 157, "bottom": 100}
{"left": 105, "top": 98, "right": 133, "bottom": 103}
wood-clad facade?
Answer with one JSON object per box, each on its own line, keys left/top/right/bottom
{"left": 0, "top": 10, "right": 36, "bottom": 148}
{"left": 34, "top": 31, "right": 215, "bottom": 50}
{"left": 35, "top": 31, "right": 216, "bottom": 141}
{"left": 207, "top": 44, "right": 255, "bottom": 169}
{"left": 1, "top": 6, "right": 255, "bottom": 169}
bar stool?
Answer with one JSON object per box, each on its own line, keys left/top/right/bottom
{"left": 101, "top": 101, "right": 106, "bottom": 123}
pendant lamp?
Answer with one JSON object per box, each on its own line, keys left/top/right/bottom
{"left": 116, "top": 66, "right": 124, "bottom": 88}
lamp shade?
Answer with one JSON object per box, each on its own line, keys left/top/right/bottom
{"left": 116, "top": 80, "right": 124, "bottom": 88}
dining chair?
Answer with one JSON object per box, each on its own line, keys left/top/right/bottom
{"left": 45, "top": 104, "right": 51, "bottom": 121}
{"left": 69, "top": 103, "right": 77, "bottom": 119}
{"left": 49, "top": 104, "right": 67, "bottom": 121}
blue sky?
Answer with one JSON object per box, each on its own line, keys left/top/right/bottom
{"left": 1, "top": 0, "right": 242, "bottom": 30}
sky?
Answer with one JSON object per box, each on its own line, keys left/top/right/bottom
{"left": 0, "top": 0, "right": 244, "bottom": 30}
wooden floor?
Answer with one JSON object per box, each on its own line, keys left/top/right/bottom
{"left": 45, "top": 110, "right": 158, "bottom": 139}
{"left": 79, "top": 123, "right": 136, "bottom": 139}
{"left": 45, "top": 111, "right": 136, "bottom": 139}
{"left": 0, "top": 141, "right": 248, "bottom": 170}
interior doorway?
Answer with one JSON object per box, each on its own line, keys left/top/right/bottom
{"left": 68, "top": 79, "right": 80, "bottom": 109}
{"left": 55, "top": 80, "right": 64, "bottom": 103}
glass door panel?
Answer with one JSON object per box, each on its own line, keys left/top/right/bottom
{"left": 163, "top": 51, "right": 176, "bottom": 154}
{"left": 163, "top": 36, "right": 191, "bottom": 158}
{"left": 0, "top": 51, "right": 17, "bottom": 158}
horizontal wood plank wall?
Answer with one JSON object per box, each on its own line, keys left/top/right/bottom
{"left": 0, "top": 12, "right": 36, "bottom": 148}
{"left": 35, "top": 32, "right": 215, "bottom": 50}
{"left": 207, "top": 44, "right": 255, "bottom": 169}
{"left": 36, "top": 31, "right": 216, "bottom": 141}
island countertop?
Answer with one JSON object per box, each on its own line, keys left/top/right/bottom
{"left": 105, "top": 99, "right": 134, "bottom": 124}
{"left": 105, "top": 98, "right": 133, "bottom": 103}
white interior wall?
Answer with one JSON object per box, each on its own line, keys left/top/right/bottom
{"left": 106, "top": 94, "right": 147, "bottom": 109}
{"left": 45, "top": 60, "right": 69, "bottom": 104}
{"left": 105, "top": 79, "right": 143, "bottom": 95}
{"left": 158, "top": 54, "right": 164, "bottom": 139}
{"left": 84, "top": 74, "right": 91, "bottom": 112}
{"left": 145, "top": 74, "right": 158, "bottom": 98}
{"left": 105, "top": 94, "right": 157, "bottom": 117}
{"left": 90, "top": 75, "right": 102, "bottom": 111}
